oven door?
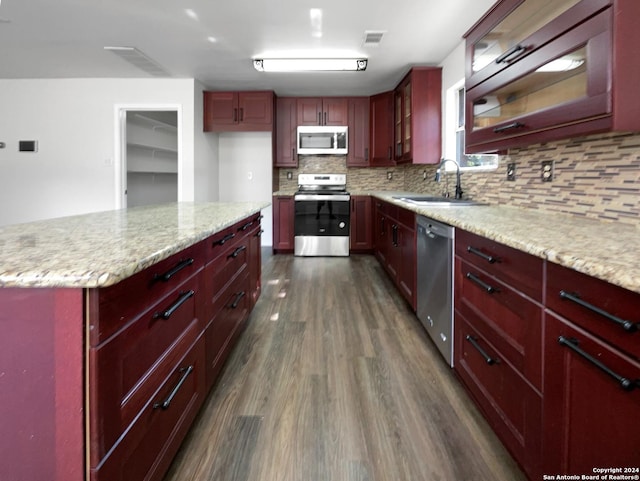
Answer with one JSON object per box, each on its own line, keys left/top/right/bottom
{"left": 294, "top": 194, "right": 350, "bottom": 256}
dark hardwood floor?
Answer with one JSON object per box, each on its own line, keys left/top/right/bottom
{"left": 164, "top": 254, "right": 526, "bottom": 481}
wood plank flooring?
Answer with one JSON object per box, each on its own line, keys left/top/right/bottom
{"left": 163, "top": 254, "right": 526, "bottom": 481}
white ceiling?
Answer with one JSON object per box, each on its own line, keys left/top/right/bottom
{"left": 0, "top": 0, "right": 495, "bottom": 96}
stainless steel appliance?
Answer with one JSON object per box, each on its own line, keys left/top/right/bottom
{"left": 294, "top": 173, "right": 350, "bottom": 256}
{"left": 416, "top": 215, "right": 455, "bottom": 367}
{"left": 297, "top": 126, "right": 348, "bottom": 155}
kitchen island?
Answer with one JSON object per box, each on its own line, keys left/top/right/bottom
{"left": 0, "top": 201, "right": 268, "bottom": 481}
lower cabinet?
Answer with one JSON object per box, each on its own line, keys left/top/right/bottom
{"left": 350, "top": 195, "right": 373, "bottom": 252}
{"left": 273, "top": 195, "right": 294, "bottom": 253}
{"left": 373, "top": 199, "right": 416, "bottom": 310}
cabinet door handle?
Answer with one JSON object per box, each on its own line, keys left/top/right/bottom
{"left": 215, "top": 233, "right": 236, "bottom": 246}
{"left": 154, "top": 258, "right": 195, "bottom": 282}
{"left": 495, "top": 44, "right": 526, "bottom": 64}
{"left": 153, "top": 365, "right": 194, "bottom": 410}
{"left": 154, "top": 290, "right": 195, "bottom": 320}
{"left": 239, "top": 108, "right": 244, "bottom": 122}
{"left": 559, "top": 291, "right": 638, "bottom": 333}
{"left": 231, "top": 291, "right": 246, "bottom": 309}
{"left": 465, "top": 335, "right": 497, "bottom": 365}
{"left": 467, "top": 246, "right": 497, "bottom": 264}
{"left": 292, "top": 147, "right": 296, "bottom": 158}
{"left": 387, "top": 146, "right": 392, "bottom": 160}
{"left": 228, "top": 245, "right": 247, "bottom": 259}
{"left": 392, "top": 224, "right": 398, "bottom": 247}
{"left": 466, "top": 272, "right": 497, "bottom": 293}
{"left": 233, "top": 108, "right": 238, "bottom": 122}
{"left": 493, "top": 122, "right": 524, "bottom": 133}
{"left": 365, "top": 147, "right": 369, "bottom": 161}
{"left": 380, "top": 217, "right": 385, "bottom": 235}
{"left": 318, "top": 112, "right": 322, "bottom": 125}
{"left": 324, "top": 112, "right": 327, "bottom": 125}
{"left": 238, "top": 220, "right": 254, "bottom": 232}
{"left": 558, "top": 336, "right": 638, "bottom": 392}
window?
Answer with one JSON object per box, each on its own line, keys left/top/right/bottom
{"left": 445, "top": 79, "right": 498, "bottom": 171}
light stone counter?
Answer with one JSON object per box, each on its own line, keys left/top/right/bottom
{"left": 0, "top": 202, "right": 269, "bottom": 289}
{"left": 371, "top": 192, "right": 640, "bottom": 294}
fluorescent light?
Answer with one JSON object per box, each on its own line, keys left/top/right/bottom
{"left": 253, "top": 58, "right": 367, "bottom": 72}
{"left": 536, "top": 58, "right": 584, "bottom": 72}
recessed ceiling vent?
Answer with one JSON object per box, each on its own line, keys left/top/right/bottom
{"left": 363, "top": 30, "right": 386, "bottom": 47}
{"left": 104, "top": 46, "right": 171, "bottom": 77}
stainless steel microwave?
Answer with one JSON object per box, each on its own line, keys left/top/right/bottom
{"left": 297, "top": 126, "right": 348, "bottom": 155}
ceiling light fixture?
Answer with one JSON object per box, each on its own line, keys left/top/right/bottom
{"left": 253, "top": 58, "right": 367, "bottom": 72}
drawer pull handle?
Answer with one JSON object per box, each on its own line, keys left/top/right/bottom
{"left": 495, "top": 44, "right": 526, "bottom": 64}
{"left": 153, "top": 365, "right": 194, "bottom": 410}
{"left": 558, "top": 336, "right": 638, "bottom": 392}
{"left": 493, "top": 122, "right": 524, "bottom": 133}
{"left": 239, "top": 221, "right": 254, "bottom": 232}
{"left": 215, "top": 233, "right": 235, "bottom": 246}
{"left": 255, "top": 229, "right": 264, "bottom": 238}
{"left": 465, "top": 335, "right": 496, "bottom": 365}
{"left": 154, "top": 290, "right": 195, "bottom": 320}
{"left": 392, "top": 224, "right": 398, "bottom": 247}
{"left": 228, "top": 245, "right": 247, "bottom": 259}
{"left": 231, "top": 291, "right": 246, "bottom": 309}
{"left": 154, "top": 258, "right": 194, "bottom": 282}
{"left": 467, "top": 246, "right": 497, "bottom": 264}
{"left": 559, "top": 291, "right": 638, "bottom": 333}
{"left": 466, "top": 272, "right": 497, "bottom": 293}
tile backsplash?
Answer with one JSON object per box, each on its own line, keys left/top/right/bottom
{"left": 277, "top": 132, "right": 640, "bottom": 225}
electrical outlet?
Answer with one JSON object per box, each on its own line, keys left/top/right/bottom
{"left": 423, "top": 170, "right": 427, "bottom": 181}
{"left": 506, "top": 163, "right": 516, "bottom": 181}
{"left": 387, "top": 171, "right": 393, "bottom": 180}
{"left": 541, "top": 160, "right": 554, "bottom": 182}
{"left": 286, "top": 171, "right": 293, "bottom": 180}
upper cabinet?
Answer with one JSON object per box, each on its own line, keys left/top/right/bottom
{"left": 346, "top": 97, "right": 370, "bottom": 167}
{"left": 369, "top": 91, "right": 395, "bottom": 167}
{"left": 275, "top": 97, "right": 298, "bottom": 168}
{"left": 203, "top": 91, "right": 274, "bottom": 132}
{"left": 464, "top": 0, "right": 640, "bottom": 153}
{"left": 393, "top": 67, "right": 442, "bottom": 164}
{"left": 297, "top": 97, "right": 348, "bottom": 126}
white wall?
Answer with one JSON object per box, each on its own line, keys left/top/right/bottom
{"left": 218, "top": 132, "right": 273, "bottom": 246}
{"left": 193, "top": 80, "right": 220, "bottom": 202}
{"left": 0, "top": 78, "right": 219, "bottom": 226}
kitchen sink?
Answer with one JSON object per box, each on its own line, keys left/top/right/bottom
{"left": 393, "top": 195, "right": 486, "bottom": 207}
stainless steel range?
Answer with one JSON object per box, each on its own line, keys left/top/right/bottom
{"left": 294, "top": 173, "right": 350, "bottom": 256}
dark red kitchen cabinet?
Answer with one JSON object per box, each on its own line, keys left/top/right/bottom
{"left": 248, "top": 223, "right": 262, "bottom": 308}
{"left": 297, "top": 97, "right": 348, "bottom": 126}
{"left": 272, "top": 195, "right": 294, "bottom": 253}
{"left": 369, "top": 91, "right": 395, "bottom": 166}
{"left": 204, "top": 91, "right": 274, "bottom": 132}
{"left": 397, "top": 220, "right": 416, "bottom": 309}
{"left": 542, "top": 312, "right": 640, "bottom": 475}
{"left": 350, "top": 195, "right": 373, "bottom": 252}
{"left": 394, "top": 67, "right": 442, "bottom": 164}
{"left": 464, "top": 0, "right": 640, "bottom": 153}
{"left": 346, "top": 97, "right": 370, "bottom": 167}
{"left": 275, "top": 97, "right": 298, "bottom": 167}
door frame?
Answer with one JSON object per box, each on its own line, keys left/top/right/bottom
{"left": 114, "top": 104, "right": 183, "bottom": 209}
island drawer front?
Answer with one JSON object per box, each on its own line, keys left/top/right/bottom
{"left": 205, "top": 270, "right": 250, "bottom": 389}
{"left": 455, "top": 229, "right": 543, "bottom": 301}
{"left": 203, "top": 241, "right": 249, "bottom": 322}
{"left": 89, "top": 274, "right": 200, "bottom": 462}
{"left": 455, "top": 314, "right": 543, "bottom": 480}
{"left": 88, "top": 240, "right": 206, "bottom": 345}
{"left": 546, "top": 261, "right": 640, "bottom": 361}
{"left": 206, "top": 212, "right": 261, "bottom": 263}
{"left": 456, "top": 258, "right": 543, "bottom": 389}
{"left": 90, "top": 335, "right": 206, "bottom": 481}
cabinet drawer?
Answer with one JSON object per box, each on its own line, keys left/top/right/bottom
{"left": 456, "top": 229, "right": 543, "bottom": 301}
{"left": 205, "top": 271, "right": 250, "bottom": 388}
{"left": 456, "top": 258, "right": 543, "bottom": 388}
{"left": 543, "top": 312, "right": 640, "bottom": 474}
{"left": 88, "top": 241, "right": 205, "bottom": 345}
{"left": 90, "top": 336, "right": 206, "bottom": 481}
{"left": 546, "top": 261, "right": 640, "bottom": 361}
{"left": 455, "top": 314, "right": 542, "bottom": 479}
{"left": 89, "top": 275, "right": 200, "bottom": 462}
{"left": 203, "top": 241, "right": 249, "bottom": 322}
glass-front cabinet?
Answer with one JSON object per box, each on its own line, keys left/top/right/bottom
{"left": 465, "top": 0, "right": 602, "bottom": 89}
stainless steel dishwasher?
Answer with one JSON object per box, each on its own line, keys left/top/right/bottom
{"left": 416, "top": 215, "right": 455, "bottom": 367}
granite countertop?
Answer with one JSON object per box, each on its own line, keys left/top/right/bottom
{"left": 0, "top": 202, "right": 269, "bottom": 289}
{"left": 371, "top": 192, "right": 640, "bottom": 294}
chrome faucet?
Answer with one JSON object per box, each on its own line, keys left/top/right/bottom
{"left": 434, "top": 158, "right": 463, "bottom": 199}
